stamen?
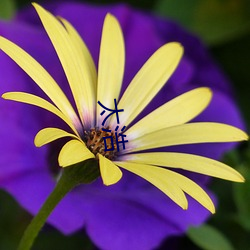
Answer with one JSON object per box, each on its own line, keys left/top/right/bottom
{"left": 84, "top": 127, "right": 118, "bottom": 160}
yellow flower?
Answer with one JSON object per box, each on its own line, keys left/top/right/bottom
{"left": 0, "top": 3, "right": 248, "bottom": 213}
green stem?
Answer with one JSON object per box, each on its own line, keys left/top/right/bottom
{"left": 18, "top": 159, "right": 100, "bottom": 250}
{"left": 17, "top": 174, "right": 74, "bottom": 250}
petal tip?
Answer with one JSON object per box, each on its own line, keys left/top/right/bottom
{"left": 235, "top": 174, "right": 245, "bottom": 183}
{"left": 244, "top": 133, "right": 249, "bottom": 140}
{"left": 31, "top": 2, "right": 40, "bottom": 10}
{"left": 1, "top": 93, "right": 7, "bottom": 99}
{"left": 99, "top": 154, "right": 123, "bottom": 186}
{"left": 210, "top": 206, "right": 216, "bottom": 214}
{"left": 204, "top": 87, "right": 213, "bottom": 97}
{"left": 105, "top": 12, "right": 117, "bottom": 21}
{"left": 207, "top": 201, "right": 216, "bottom": 214}
{"left": 31, "top": 2, "right": 40, "bottom": 7}
{"left": 238, "top": 131, "right": 249, "bottom": 142}
{"left": 102, "top": 170, "right": 122, "bottom": 186}
{"left": 171, "top": 42, "right": 184, "bottom": 52}
{"left": 182, "top": 203, "right": 188, "bottom": 210}
{"left": 34, "top": 138, "right": 41, "bottom": 147}
{"left": 103, "top": 12, "right": 119, "bottom": 28}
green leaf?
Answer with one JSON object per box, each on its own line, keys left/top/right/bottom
{"left": 187, "top": 224, "right": 234, "bottom": 250}
{"left": 154, "top": 0, "right": 250, "bottom": 45}
{"left": 0, "top": 0, "right": 16, "bottom": 19}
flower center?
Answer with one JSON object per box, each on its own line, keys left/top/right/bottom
{"left": 84, "top": 127, "right": 118, "bottom": 160}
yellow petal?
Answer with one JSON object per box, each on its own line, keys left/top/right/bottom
{"left": 121, "top": 152, "right": 244, "bottom": 182}
{"left": 96, "top": 14, "right": 125, "bottom": 126}
{"left": 116, "top": 161, "right": 214, "bottom": 213}
{"left": 33, "top": 3, "right": 95, "bottom": 126}
{"left": 112, "top": 42, "right": 183, "bottom": 127}
{"left": 115, "top": 161, "right": 188, "bottom": 209}
{"left": 165, "top": 170, "right": 215, "bottom": 213}
{"left": 59, "top": 139, "right": 94, "bottom": 167}
{"left": 35, "top": 127, "right": 78, "bottom": 147}
{"left": 59, "top": 17, "right": 97, "bottom": 94}
{"left": 2, "top": 92, "right": 79, "bottom": 136}
{"left": 0, "top": 36, "right": 80, "bottom": 129}
{"left": 126, "top": 122, "right": 248, "bottom": 153}
{"left": 127, "top": 87, "right": 212, "bottom": 138}
{"left": 98, "top": 154, "right": 123, "bottom": 185}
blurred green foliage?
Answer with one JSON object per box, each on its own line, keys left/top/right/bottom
{"left": 1, "top": 0, "right": 250, "bottom": 249}
{"left": 155, "top": 0, "right": 250, "bottom": 45}
{"left": 188, "top": 224, "right": 234, "bottom": 250}
{"left": 0, "top": 0, "right": 16, "bottom": 19}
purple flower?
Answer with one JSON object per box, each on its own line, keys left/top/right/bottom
{"left": 0, "top": 2, "right": 245, "bottom": 250}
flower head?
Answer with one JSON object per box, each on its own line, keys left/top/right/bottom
{"left": 1, "top": 3, "right": 247, "bottom": 214}
{"left": 0, "top": 2, "right": 247, "bottom": 249}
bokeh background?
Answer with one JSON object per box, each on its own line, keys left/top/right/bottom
{"left": 0, "top": 0, "right": 250, "bottom": 249}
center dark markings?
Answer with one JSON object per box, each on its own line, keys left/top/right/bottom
{"left": 84, "top": 127, "right": 118, "bottom": 160}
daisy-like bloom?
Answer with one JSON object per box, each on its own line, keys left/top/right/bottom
{"left": 0, "top": 3, "right": 247, "bottom": 216}
{"left": 0, "top": 2, "right": 247, "bottom": 250}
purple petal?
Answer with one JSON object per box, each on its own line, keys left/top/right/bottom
{"left": 0, "top": 2, "right": 245, "bottom": 250}
{"left": 71, "top": 173, "right": 215, "bottom": 250}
